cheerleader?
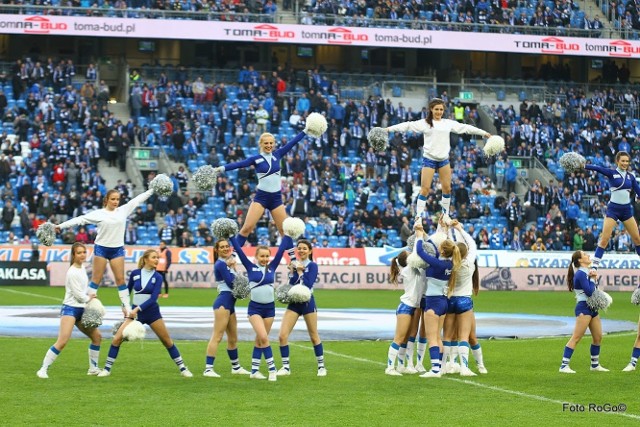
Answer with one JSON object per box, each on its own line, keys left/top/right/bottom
{"left": 36, "top": 243, "right": 102, "bottom": 378}
{"left": 558, "top": 250, "right": 609, "bottom": 373}
{"left": 277, "top": 239, "right": 327, "bottom": 377}
{"left": 231, "top": 234, "right": 294, "bottom": 381}
{"left": 203, "top": 239, "right": 250, "bottom": 378}
{"left": 441, "top": 221, "right": 481, "bottom": 376}
{"left": 414, "top": 223, "right": 462, "bottom": 378}
{"left": 98, "top": 249, "right": 193, "bottom": 377}
{"left": 215, "top": 131, "right": 307, "bottom": 262}
{"left": 582, "top": 151, "right": 640, "bottom": 270}
{"left": 385, "top": 250, "right": 427, "bottom": 376}
{"left": 56, "top": 188, "right": 155, "bottom": 316}
{"left": 385, "top": 98, "right": 490, "bottom": 222}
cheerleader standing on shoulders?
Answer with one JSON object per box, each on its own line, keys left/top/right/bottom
{"left": 385, "top": 250, "right": 427, "bottom": 376}
{"left": 277, "top": 239, "right": 327, "bottom": 377}
{"left": 384, "top": 98, "right": 490, "bottom": 223}
{"left": 582, "top": 152, "right": 640, "bottom": 271}
{"left": 203, "top": 239, "right": 250, "bottom": 377}
{"left": 558, "top": 250, "right": 609, "bottom": 374}
{"left": 231, "top": 234, "right": 294, "bottom": 381}
{"left": 56, "top": 188, "right": 155, "bottom": 316}
{"left": 98, "top": 249, "right": 193, "bottom": 377}
{"left": 37, "top": 243, "right": 102, "bottom": 378}
{"left": 415, "top": 222, "right": 462, "bottom": 378}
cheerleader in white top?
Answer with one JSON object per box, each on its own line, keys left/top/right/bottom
{"left": 56, "top": 188, "right": 155, "bottom": 316}
{"left": 558, "top": 250, "right": 609, "bottom": 374}
{"left": 385, "top": 98, "right": 490, "bottom": 223}
{"left": 385, "top": 250, "right": 427, "bottom": 376}
{"left": 414, "top": 223, "right": 462, "bottom": 378}
{"left": 203, "top": 239, "right": 250, "bottom": 378}
{"left": 98, "top": 249, "right": 193, "bottom": 377}
{"left": 441, "top": 221, "right": 487, "bottom": 376}
{"left": 37, "top": 243, "right": 102, "bottom": 378}
{"left": 277, "top": 239, "right": 327, "bottom": 377}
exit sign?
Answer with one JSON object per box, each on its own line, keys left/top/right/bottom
{"left": 459, "top": 91, "right": 474, "bottom": 100}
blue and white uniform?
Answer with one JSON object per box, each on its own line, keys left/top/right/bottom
{"left": 387, "top": 119, "right": 485, "bottom": 167}
{"left": 58, "top": 189, "right": 154, "bottom": 258}
{"left": 231, "top": 235, "right": 293, "bottom": 318}
{"left": 222, "top": 132, "right": 306, "bottom": 210}
{"left": 585, "top": 164, "right": 640, "bottom": 222}
{"left": 573, "top": 267, "right": 599, "bottom": 318}
{"left": 416, "top": 239, "right": 453, "bottom": 316}
{"left": 60, "top": 264, "right": 90, "bottom": 320}
{"left": 128, "top": 267, "right": 163, "bottom": 324}
{"left": 287, "top": 259, "right": 319, "bottom": 316}
{"left": 448, "top": 228, "right": 477, "bottom": 314}
{"left": 396, "top": 266, "right": 427, "bottom": 316}
{"left": 213, "top": 256, "right": 238, "bottom": 314}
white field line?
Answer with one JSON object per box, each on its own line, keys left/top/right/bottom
{"left": 291, "top": 343, "right": 640, "bottom": 421}
{"left": 0, "top": 288, "right": 60, "bottom": 302}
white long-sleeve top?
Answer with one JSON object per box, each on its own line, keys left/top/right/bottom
{"left": 387, "top": 118, "right": 486, "bottom": 161}
{"left": 58, "top": 190, "right": 154, "bottom": 248}
{"left": 62, "top": 265, "right": 89, "bottom": 307}
{"left": 448, "top": 227, "right": 478, "bottom": 297}
{"left": 399, "top": 266, "right": 427, "bottom": 307}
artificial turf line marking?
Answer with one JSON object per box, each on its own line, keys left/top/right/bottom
{"left": 0, "top": 288, "right": 60, "bottom": 302}
{"left": 291, "top": 343, "right": 640, "bottom": 421}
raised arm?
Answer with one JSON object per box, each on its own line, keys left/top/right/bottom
{"left": 585, "top": 164, "right": 614, "bottom": 178}
{"left": 274, "top": 131, "right": 307, "bottom": 158}
{"left": 58, "top": 209, "right": 102, "bottom": 230}
{"left": 123, "top": 189, "right": 154, "bottom": 216}
{"left": 386, "top": 119, "right": 428, "bottom": 134}
{"left": 230, "top": 236, "right": 253, "bottom": 270}
{"left": 450, "top": 121, "right": 489, "bottom": 137}
{"left": 222, "top": 155, "right": 260, "bottom": 172}
{"left": 270, "top": 235, "right": 294, "bottom": 269}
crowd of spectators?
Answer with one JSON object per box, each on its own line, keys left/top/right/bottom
{"left": 3, "top": 55, "right": 640, "bottom": 253}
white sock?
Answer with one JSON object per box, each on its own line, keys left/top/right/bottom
{"left": 441, "top": 194, "right": 451, "bottom": 214}
{"left": 471, "top": 343, "right": 485, "bottom": 367}
{"left": 388, "top": 342, "right": 400, "bottom": 368}
{"left": 88, "top": 344, "right": 100, "bottom": 369}
{"left": 416, "top": 197, "right": 427, "bottom": 216}
{"left": 458, "top": 342, "right": 470, "bottom": 368}
{"left": 442, "top": 341, "right": 452, "bottom": 366}
{"left": 117, "top": 285, "right": 131, "bottom": 312}
{"left": 397, "top": 344, "right": 407, "bottom": 368}
{"left": 42, "top": 346, "right": 60, "bottom": 369}
{"left": 417, "top": 337, "right": 427, "bottom": 365}
{"left": 405, "top": 338, "right": 416, "bottom": 368}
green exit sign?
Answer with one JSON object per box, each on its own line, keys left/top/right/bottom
{"left": 511, "top": 159, "right": 522, "bottom": 168}
{"left": 459, "top": 91, "right": 474, "bottom": 100}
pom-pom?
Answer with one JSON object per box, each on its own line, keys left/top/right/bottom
{"left": 36, "top": 222, "right": 56, "bottom": 246}
{"left": 631, "top": 288, "right": 640, "bottom": 305}
{"left": 406, "top": 233, "right": 427, "bottom": 251}
{"left": 288, "top": 284, "right": 311, "bottom": 303}
{"left": 586, "top": 289, "right": 613, "bottom": 312}
{"left": 304, "top": 112, "right": 328, "bottom": 137}
{"left": 231, "top": 274, "right": 250, "bottom": 300}
{"left": 193, "top": 165, "right": 220, "bottom": 191}
{"left": 407, "top": 252, "right": 428, "bottom": 269}
{"left": 210, "top": 218, "right": 239, "bottom": 239}
{"left": 559, "top": 152, "right": 586, "bottom": 174}
{"left": 149, "top": 173, "right": 173, "bottom": 196}
{"left": 123, "top": 320, "right": 146, "bottom": 341}
{"left": 368, "top": 127, "right": 388, "bottom": 152}
{"left": 483, "top": 135, "right": 505, "bottom": 156}
{"left": 111, "top": 320, "right": 125, "bottom": 337}
{"left": 81, "top": 298, "right": 106, "bottom": 329}
{"left": 276, "top": 283, "right": 292, "bottom": 304}
{"left": 427, "top": 232, "right": 448, "bottom": 250}
{"left": 283, "top": 217, "right": 306, "bottom": 239}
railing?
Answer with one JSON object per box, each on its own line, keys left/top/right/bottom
{"left": 0, "top": 5, "right": 274, "bottom": 23}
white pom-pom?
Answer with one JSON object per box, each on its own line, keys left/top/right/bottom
{"left": 368, "top": 127, "right": 388, "bottom": 152}
{"left": 276, "top": 283, "right": 292, "bottom": 304}
{"left": 559, "top": 152, "right": 586, "bottom": 174}
{"left": 149, "top": 173, "right": 173, "bottom": 196}
{"left": 304, "top": 112, "right": 328, "bottom": 137}
{"left": 81, "top": 298, "right": 106, "bottom": 329}
{"left": 586, "top": 289, "right": 613, "bottom": 312}
{"left": 111, "top": 320, "right": 124, "bottom": 337}
{"left": 427, "top": 232, "right": 448, "bottom": 250}
{"left": 36, "top": 222, "right": 56, "bottom": 246}
{"left": 283, "top": 217, "right": 306, "bottom": 239}
{"left": 407, "top": 252, "right": 428, "bottom": 269}
{"left": 211, "top": 218, "right": 239, "bottom": 239}
{"left": 288, "top": 284, "right": 311, "bottom": 303}
{"left": 123, "top": 320, "right": 146, "bottom": 341}
{"left": 193, "top": 165, "right": 220, "bottom": 191}
{"left": 483, "top": 135, "right": 505, "bottom": 156}
{"left": 231, "top": 274, "right": 250, "bottom": 300}
{"left": 632, "top": 288, "right": 640, "bottom": 306}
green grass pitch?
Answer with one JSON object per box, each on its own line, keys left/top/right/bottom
{"left": 1, "top": 287, "right": 640, "bottom": 426}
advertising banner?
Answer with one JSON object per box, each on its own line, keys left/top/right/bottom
{"left": 0, "top": 261, "right": 49, "bottom": 286}
{"left": 0, "top": 14, "right": 637, "bottom": 57}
